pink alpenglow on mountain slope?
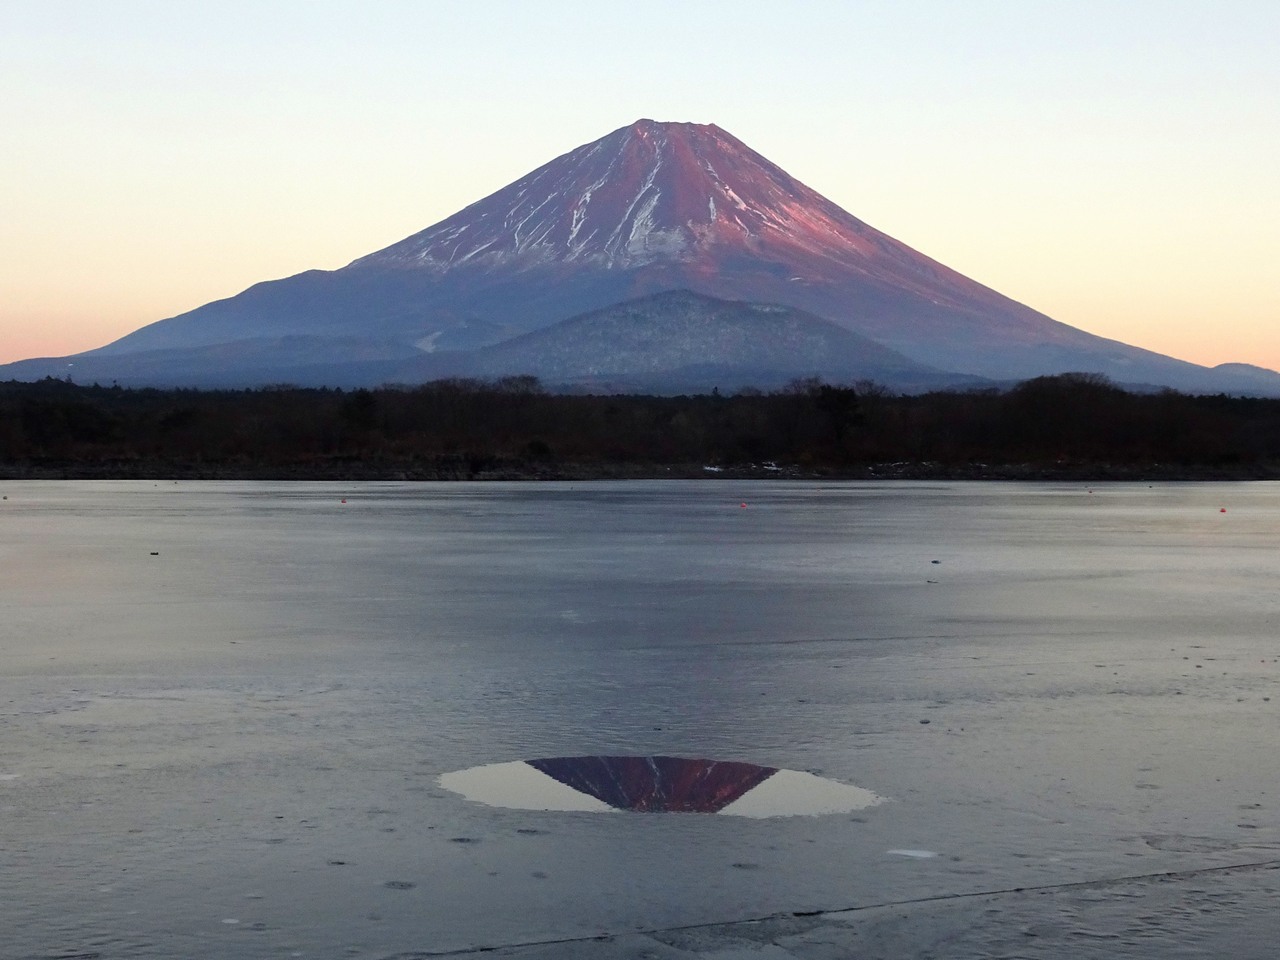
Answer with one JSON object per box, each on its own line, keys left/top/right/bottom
{"left": 5, "top": 119, "right": 1277, "bottom": 393}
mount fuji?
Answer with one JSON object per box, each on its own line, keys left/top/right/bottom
{"left": 6, "top": 119, "right": 1277, "bottom": 394}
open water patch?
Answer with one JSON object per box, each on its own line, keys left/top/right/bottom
{"left": 438, "top": 755, "right": 885, "bottom": 818}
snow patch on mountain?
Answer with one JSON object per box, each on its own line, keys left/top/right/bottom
{"left": 350, "top": 118, "right": 952, "bottom": 275}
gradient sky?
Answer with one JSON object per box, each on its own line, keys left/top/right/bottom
{"left": 3, "top": 0, "right": 1278, "bottom": 369}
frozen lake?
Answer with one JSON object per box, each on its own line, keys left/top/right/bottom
{"left": 2, "top": 480, "right": 1278, "bottom": 958}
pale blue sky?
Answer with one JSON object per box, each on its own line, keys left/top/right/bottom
{"left": 3, "top": 0, "right": 1278, "bottom": 368}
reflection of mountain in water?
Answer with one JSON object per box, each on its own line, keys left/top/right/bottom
{"left": 438, "top": 756, "right": 885, "bottom": 817}
{"left": 527, "top": 755, "right": 777, "bottom": 813}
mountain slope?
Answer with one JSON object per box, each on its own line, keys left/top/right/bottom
{"left": 3, "top": 291, "right": 977, "bottom": 392}
{"left": 90, "top": 119, "right": 1070, "bottom": 364}
{"left": 424, "top": 290, "right": 977, "bottom": 392}
{"left": 5, "top": 118, "right": 1279, "bottom": 394}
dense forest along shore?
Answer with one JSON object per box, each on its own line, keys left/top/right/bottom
{"left": 3, "top": 374, "right": 1279, "bottom": 481}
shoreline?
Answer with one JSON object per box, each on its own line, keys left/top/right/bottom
{"left": 3, "top": 459, "right": 1277, "bottom": 482}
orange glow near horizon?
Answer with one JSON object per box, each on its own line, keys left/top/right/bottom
{"left": 3, "top": 2, "right": 1277, "bottom": 376}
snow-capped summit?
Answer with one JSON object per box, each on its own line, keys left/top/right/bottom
{"left": 353, "top": 119, "right": 997, "bottom": 313}
{"left": 4, "top": 119, "right": 1279, "bottom": 394}
{"left": 357, "top": 120, "right": 907, "bottom": 274}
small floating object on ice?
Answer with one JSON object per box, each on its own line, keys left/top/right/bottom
{"left": 1220, "top": 507, "right": 1227, "bottom": 513}
{"left": 149, "top": 551, "right": 159, "bottom": 556}
{"left": 930, "top": 559, "right": 941, "bottom": 564}
{"left": 888, "top": 849, "right": 938, "bottom": 859}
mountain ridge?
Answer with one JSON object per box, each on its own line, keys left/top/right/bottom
{"left": 5, "top": 119, "right": 1279, "bottom": 395}
{"left": 413, "top": 289, "right": 983, "bottom": 392}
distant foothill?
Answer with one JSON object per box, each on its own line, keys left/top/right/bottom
{"left": 2, "top": 119, "right": 1277, "bottom": 396}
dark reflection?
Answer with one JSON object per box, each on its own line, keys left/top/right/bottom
{"left": 527, "top": 755, "right": 777, "bottom": 813}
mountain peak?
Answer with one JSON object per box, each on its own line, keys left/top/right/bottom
{"left": 624, "top": 117, "right": 721, "bottom": 137}
{"left": 626, "top": 117, "right": 665, "bottom": 135}
{"left": 352, "top": 118, "right": 887, "bottom": 276}
{"left": 19, "top": 118, "right": 1274, "bottom": 396}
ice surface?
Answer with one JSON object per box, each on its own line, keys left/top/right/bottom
{"left": 3, "top": 480, "right": 1280, "bottom": 958}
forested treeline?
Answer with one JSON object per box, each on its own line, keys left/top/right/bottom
{"left": 2, "top": 373, "right": 1279, "bottom": 479}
